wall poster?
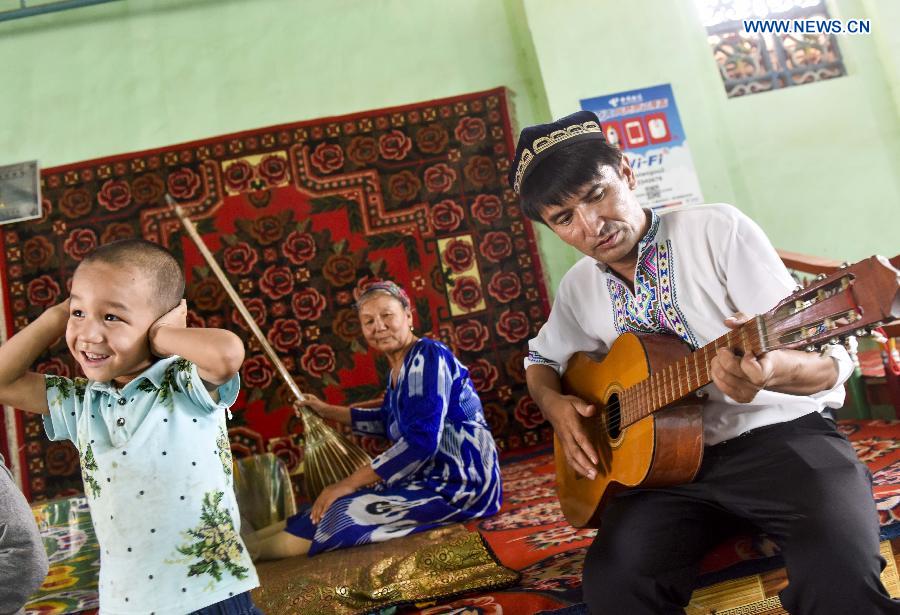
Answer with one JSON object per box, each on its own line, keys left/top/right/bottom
{"left": 581, "top": 84, "right": 703, "bottom": 209}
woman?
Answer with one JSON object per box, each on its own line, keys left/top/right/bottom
{"left": 249, "top": 281, "right": 502, "bottom": 559}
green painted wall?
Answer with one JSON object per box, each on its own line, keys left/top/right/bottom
{"left": 862, "top": 0, "right": 900, "bottom": 118}
{"left": 1, "top": 0, "right": 897, "bottom": 296}
{"left": 0, "top": 0, "right": 569, "bottom": 286}
{"left": 523, "top": 0, "right": 899, "bottom": 286}
{"left": 0, "top": 0, "right": 547, "bottom": 165}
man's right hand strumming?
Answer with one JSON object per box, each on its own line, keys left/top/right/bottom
{"left": 526, "top": 364, "right": 599, "bottom": 480}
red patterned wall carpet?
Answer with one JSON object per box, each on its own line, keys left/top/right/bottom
{"left": 0, "top": 87, "right": 552, "bottom": 502}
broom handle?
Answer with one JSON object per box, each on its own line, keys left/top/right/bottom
{"left": 166, "top": 196, "right": 308, "bottom": 413}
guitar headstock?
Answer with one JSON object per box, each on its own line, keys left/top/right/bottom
{"left": 760, "top": 255, "right": 900, "bottom": 352}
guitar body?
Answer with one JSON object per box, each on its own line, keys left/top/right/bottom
{"left": 557, "top": 333, "right": 705, "bottom": 528}
{"left": 552, "top": 255, "right": 900, "bottom": 527}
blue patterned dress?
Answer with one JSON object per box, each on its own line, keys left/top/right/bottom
{"left": 285, "top": 337, "right": 502, "bottom": 554}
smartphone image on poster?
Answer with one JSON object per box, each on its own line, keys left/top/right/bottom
{"left": 624, "top": 119, "right": 646, "bottom": 147}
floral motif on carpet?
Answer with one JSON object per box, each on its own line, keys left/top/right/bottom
{"left": 0, "top": 87, "right": 551, "bottom": 501}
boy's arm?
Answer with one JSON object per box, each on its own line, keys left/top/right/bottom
{"left": 149, "top": 300, "right": 245, "bottom": 386}
{"left": 0, "top": 301, "right": 70, "bottom": 415}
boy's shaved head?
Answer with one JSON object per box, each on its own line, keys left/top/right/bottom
{"left": 80, "top": 239, "right": 185, "bottom": 317}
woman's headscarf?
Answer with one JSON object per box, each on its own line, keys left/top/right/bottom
{"left": 355, "top": 280, "right": 411, "bottom": 310}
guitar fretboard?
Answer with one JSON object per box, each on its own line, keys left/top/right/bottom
{"left": 618, "top": 322, "right": 763, "bottom": 429}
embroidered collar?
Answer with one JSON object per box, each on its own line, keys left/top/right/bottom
{"left": 88, "top": 356, "right": 178, "bottom": 395}
{"left": 594, "top": 208, "right": 660, "bottom": 273}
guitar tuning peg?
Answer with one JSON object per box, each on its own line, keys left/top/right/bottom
{"left": 839, "top": 262, "right": 849, "bottom": 269}
{"left": 815, "top": 273, "right": 827, "bottom": 281}
{"left": 805, "top": 345, "right": 816, "bottom": 352}
{"left": 855, "top": 328, "right": 868, "bottom": 337}
{"left": 829, "top": 337, "right": 840, "bottom": 346}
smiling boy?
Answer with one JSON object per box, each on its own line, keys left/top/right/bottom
{"left": 0, "top": 239, "right": 261, "bottom": 615}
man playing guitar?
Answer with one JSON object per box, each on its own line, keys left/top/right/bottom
{"left": 513, "top": 110, "right": 898, "bottom": 614}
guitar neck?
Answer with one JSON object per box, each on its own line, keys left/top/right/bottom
{"left": 612, "top": 255, "right": 900, "bottom": 431}
{"left": 620, "top": 321, "right": 764, "bottom": 429}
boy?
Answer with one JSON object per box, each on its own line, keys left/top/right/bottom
{"left": 0, "top": 239, "right": 261, "bottom": 615}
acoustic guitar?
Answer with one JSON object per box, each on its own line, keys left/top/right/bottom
{"left": 556, "top": 255, "right": 900, "bottom": 528}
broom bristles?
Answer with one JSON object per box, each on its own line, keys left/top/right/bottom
{"left": 302, "top": 412, "right": 371, "bottom": 498}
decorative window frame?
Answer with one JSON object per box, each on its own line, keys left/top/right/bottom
{"left": 698, "top": 1, "right": 847, "bottom": 98}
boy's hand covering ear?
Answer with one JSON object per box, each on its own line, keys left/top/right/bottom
{"left": 149, "top": 300, "right": 188, "bottom": 357}
{"left": 48, "top": 299, "right": 71, "bottom": 336}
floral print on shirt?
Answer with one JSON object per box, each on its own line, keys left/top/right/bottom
{"left": 46, "top": 376, "right": 86, "bottom": 402}
{"left": 142, "top": 358, "right": 194, "bottom": 409}
{"left": 177, "top": 490, "right": 249, "bottom": 582}
{"left": 216, "top": 426, "right": 233, "bottom": 478}
{"left": 80, "top": 442, "right": 101, "bottom": 498}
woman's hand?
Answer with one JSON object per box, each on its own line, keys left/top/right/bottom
{"left": 295, "top": 393, "right": 328, "bottom": 416}
{"left": 293, "top": 394, "right": 353, "bottom": 425}
{"left": 310, "top": 481, "right": 356, "bottom": 525}
{"left": 149, "top": 300, "right": 187, "bottom": 357}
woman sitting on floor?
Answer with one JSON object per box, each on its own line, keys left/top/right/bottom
{"left": 249, "top": 280, "right": 502, "bottom": 559}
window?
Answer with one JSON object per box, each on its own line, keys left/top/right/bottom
{"left": 695, "top": 0, "right": 846, "bottom": 97}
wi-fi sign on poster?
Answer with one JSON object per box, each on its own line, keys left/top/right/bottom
{"left": 581, "top": 84, "right": 703, "bottom": 210}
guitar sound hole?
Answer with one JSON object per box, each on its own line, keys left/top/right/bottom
{"left": 606, "top": 392, "right": 622, "bottom": 440}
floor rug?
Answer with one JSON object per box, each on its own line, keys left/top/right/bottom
{"left": 24, "top": 419, "right": 900, "bottom": 614}
{"left": 0, "top": 87, "right": 552, "bottom": 501}
{"left": 406, "top": 419, "right": 900, "bottom": 614}
{"left": 251, "top": 524, "right": 519, "bottom": 615}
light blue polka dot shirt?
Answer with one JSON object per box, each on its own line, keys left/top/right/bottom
{"left": 43, "top": 356, "right": 258, "bottom": 615}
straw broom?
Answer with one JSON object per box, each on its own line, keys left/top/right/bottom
{"left": 167, "top": 197, "right": 371, "bottom": 501}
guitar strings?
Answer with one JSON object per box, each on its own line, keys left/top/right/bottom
{"left": 605, "top": 316, "right": 833, "bottom": 432}
{"left": 602, "top": 304, "right": 860, "bottom": 433}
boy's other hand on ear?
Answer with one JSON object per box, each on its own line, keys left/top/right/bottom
{"left": 47, "top": 298, "right": 71, "bottom": 324}
{"left": 154, "top": 299, "right": 188, "bottom": 329}
{"left": 149, "top": 300, "right": 187, "bottom": 356}
{"left": 44, "top": 298, "right": 71, "bottom": 342}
